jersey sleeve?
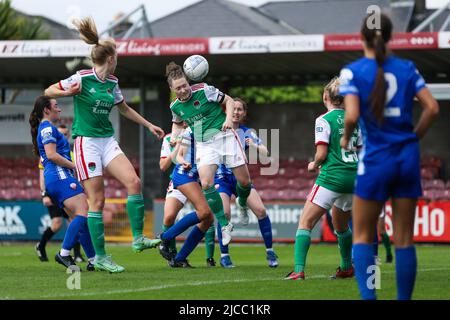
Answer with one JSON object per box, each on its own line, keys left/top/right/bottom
{"left": 410, "top": 62, "right": 427, "bottom": 95}
{"left": 315, "top": 117, "right": 331, "bottom": 146}
{"left": 59, "top": 73, "right": 81, "bottom": 91}
{"left": 203, "top": 83, "right": 225, "bottom": 103}
{"left": 39, "top": 124, "right": 57, "bottom": 145}
{"left": 339, "top": 67, "right": 359, "bottom": 96}
{"left": 160, "top": 137, "right": 171, "bottom": 159}
{"left": 171, "top": 109, "right": 183, "bottom": 123}
{"left": 113, "top": 83, "right": 124, "bottom": 105}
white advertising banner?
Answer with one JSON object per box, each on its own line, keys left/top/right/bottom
{"left": 438, "top": 31, "right": 450, "bottom": 49}
{"left": 209, "top": 35, "right": 324, "bottom": 54}
{"left": 0, "top": 104, "right": 120, "bottom": 144}
{"left": 0, "top": 40, "right": 90, "bottom": 58}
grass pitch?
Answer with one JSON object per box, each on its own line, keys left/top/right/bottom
{"left": 0, "top": 242, "right": 449, "bottom": 300}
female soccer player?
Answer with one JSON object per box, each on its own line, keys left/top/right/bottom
{"left": 35, "top": 124, "right": 84, "bottom": 263}
{"left": 159, "top": 128, "right": 216, "bottom": 267}
{"left": 339, "top": 13, "right": 439, "bottom": 300}
{"left": 214, "top": 98, "right": 278, "bottom": 268}
{"left": 44, "top": 17, "right": 164, "bottom": 273}
{"left": 30, "top": 96, "right": 95, "bottom": 271}
{"left": 285, "top": 77, "right": 360, "bottom": 281}
{"left": 166, "top": 62, "right": 253, "bottom": 247}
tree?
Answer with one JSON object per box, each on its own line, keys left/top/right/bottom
{"left": 0, "top": 0, "right": 49, "bottom": 40}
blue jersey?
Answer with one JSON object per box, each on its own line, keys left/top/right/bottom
{"left": 172, "top": 128, "right": 199, "bottom": 188}
{"left": 37, "top": 120, "right": 74, "bottom": 184}
{"left": 216, "top": 125, "right": 262, "bottom": 177}
{"left": 339, "top": 56, "right": 426, "bottom": 160}
{"left": 339, "top": 56, "right": 425, "bottom": 201}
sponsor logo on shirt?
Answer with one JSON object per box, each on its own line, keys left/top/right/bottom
{"left": 89, "top": 88, "right": 96, "bottom": 94}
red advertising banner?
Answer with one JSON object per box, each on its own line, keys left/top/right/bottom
{"left": 115, "top": 38, "right": 209, "bottom": 56}
{"left": 322, "top": 201, "right": 450, "bottom": 242}
{"left": 325, "top": 32, "right": 438, "bottom": 51}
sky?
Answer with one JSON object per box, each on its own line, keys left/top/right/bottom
{"left": 10, "top": 0, "right": 450, "bottom": 34}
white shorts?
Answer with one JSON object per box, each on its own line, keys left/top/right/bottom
{"left": 308, "top": 184, "right": 353, "bottom": 212}
{"left": 195, "top": 129, "right": 246, "bottom": 169}
{"left": 73, "top": 136, "right": 124, "bottom": 181}
{"left": 165, "top": 180, "right": 187, "bottom": 205}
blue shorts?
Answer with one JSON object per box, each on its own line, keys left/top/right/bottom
{"left": 215, "top": 174, "right": 255, "bottom": 198}
{"left": 172, "top": 166, "right": 199, "bottom": 189}
{"left": 215, "top": 174, "right": 238, "bottom": 197}
{"left": 355, "top": 142, "right": 422, "bottom": 201}
{"left": 45, "top": 177, "right": 84, "bottom": 209}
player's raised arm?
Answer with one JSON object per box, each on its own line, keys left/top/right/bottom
{"left": 221, "top": 94, "right": 235, "bottom": 131}
{"left": 44, "top": 75, "right": 81, "bottom": 98}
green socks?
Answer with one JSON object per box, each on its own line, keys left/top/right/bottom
{"left": 381, "top": 232, "right": 392, "bottom": 256}
{"left": 162, "top": 224, "right": 177, "bottom": 252}
{"left": 87, "top": 211, "right": 106, "bottom": 256}
{"left": 336, "top": 229, "right": 353, "bottom": 271}
{"left": 127, "top": 194, "right": 145, "bottom": 240}
{"left": 203, "top": 186, "right": 228, "bottom": 227}
{"left": 294, "top": 229, "right": 311, "bottom": 273}
{"left": 205, "top": 225, "right": 215, "bottom": 259}
{"left": 236, "top": 182, "right": 251, "bottom": 207}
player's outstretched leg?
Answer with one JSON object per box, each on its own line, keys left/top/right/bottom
{"left": 205, "top": 224, "right": 216, "bottom": 266}
{"left": 217, "top": 222, "right": 235, "bottom": 268}
{"left": 128, "top": 194, "right": 161, "bottom": 253}
{"left": 169, "top": 226, "right": 206, "bottom": 268}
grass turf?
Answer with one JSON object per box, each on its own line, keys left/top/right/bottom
{"left": 0, "top": 242, "right": 448, "bottom": 300}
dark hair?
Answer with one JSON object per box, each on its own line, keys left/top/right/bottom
{"left": 165, "top": 62, "right": 186, "bottom": 86}
{"left": 361, "top": 13, "right": 393, "bottom": 123}
{"left": 29, "top": 96, "right": 52, "bottom": 156}
{"left": 58, "top": 124, "right": 67, "bottom": 129}
{"left": 234, "top": 97, "right": 248, "bottom": 123}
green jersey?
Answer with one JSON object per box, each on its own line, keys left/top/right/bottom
{"left": 59, "top": 68, "right": 124, "bottom": 138}
{"left": 170, "top": 83, "right": 226, "bottom": 142}
{"left": 314, "top": 109, "right": 361, "bottom": 193}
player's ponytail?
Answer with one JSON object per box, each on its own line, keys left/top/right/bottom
{"left": 73, "top": 17, "right": 116, "bottom": 65}
{"left": 166, "top": 62, "right": 186, "bottom": 86}
{"left": 29, "top": 96, "right": 51, "bottom": 156}
{"left": 361, "top": 13, "right": 393, "bottom": 124}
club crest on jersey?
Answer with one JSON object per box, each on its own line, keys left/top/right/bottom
{"left": 88, "top": 162, "right": 96, "bottom": 172}
{"left": 193, "top": 100, "right": 201, "bottom": 109}
{"left": 70, "top": 183, "right": 77, "bottom": 190}
{"left": 107, "top": 88, "right": 114, "bottom": 98}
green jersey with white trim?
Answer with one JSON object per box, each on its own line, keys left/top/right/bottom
{"left": 59, "top": 68, "right": 124, "bottom": 138}
{"left": 170, "top": 83, "right": 226, "bottom": 142}
{"left": 314, "top": 109, "right": 361, "bottom": 193}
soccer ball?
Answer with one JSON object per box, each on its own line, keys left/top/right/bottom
{"left": 183, "top": 55, "right": 209, "bottom": 82}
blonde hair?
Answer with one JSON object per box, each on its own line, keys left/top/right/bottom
{"left": 324, "top": 77, "right": 343, "bottom": 107}
{"left": 73, "top": 17, "right": 116, "bottom": 65}
{"left": 165, "top": 62, "right": 186, "bottom": 86}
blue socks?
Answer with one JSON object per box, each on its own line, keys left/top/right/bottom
{"left": 353, "top": 243, "right": 376, "bottom": 300}
{"left": 395, "top": 246, "right": 417, "bottom": 300}
{"left": 217, "top": 222, "right": 229, "bottom": 254}
{"left": 62, "top": 216, "right": 86, "bottom": 251}
{"left": 258, "top": 216, "right": 273, "bottom": 249}
{"left": 175, "top": 226, "right": 205, "bottom": 262}
{"left": 161, "top": 212, "right": 200, "bottom": 241}
{"left": 78, "top": 223, "right": 95, "bottom": 259}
